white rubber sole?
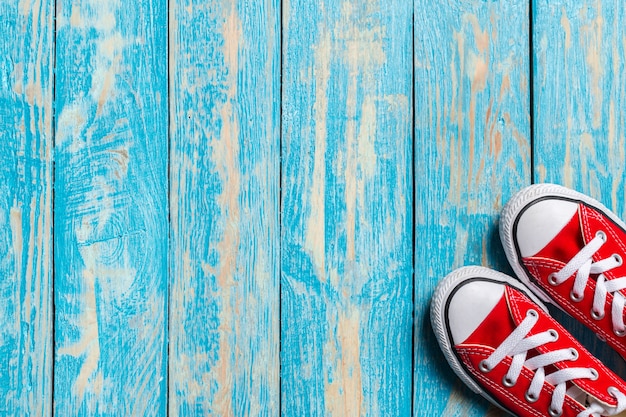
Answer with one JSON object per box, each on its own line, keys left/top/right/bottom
{"left": 499, "top": 183, "right": 626, "bottom": 305}
{"left": 430, "top": 266, "right": 549, "bottom": 412}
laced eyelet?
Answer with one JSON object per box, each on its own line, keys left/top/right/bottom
{"left": 596, "top": 230, "right": 607, "bottom": 242}
{"left": 527, "top": 309, "right": 538, "bottom": 318}
{"left": 591, "top": 308, "right": 605, "bottom": 320}
{"left": 570, "top": 290, "right": 584, "bottom": 302}
{"left": 479, "top": 360, "right": 491, "bottom": 373}
{"left": 525, "top": 390, "right": 539, "bottom": 403}
{"left": 615, "top": 328, "right": 626, "bottom": 337}
{"left": 548, "top": 329, "right": 558, "bottom": 341}
{"left": 589, "top": 368, "right": 599, "bottom": 380}
{"left": 547, "top": 273, "right": 559, "bottom": 286}
{"left": 549, "top": 406, "right": 563, "bottom": 417}
{"left": 502, "top": 375, "right": 516, "bottom": 388}
{"left": 570, "top": 348, "right": 578, "bottom": 360}
{"left": 614, "top": 254, "right": 623, "bottom": 266}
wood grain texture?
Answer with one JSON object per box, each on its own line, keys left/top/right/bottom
{"left": 0, "top": 0, "right": 54, "bottom": 415}
{"left": 281, "top": 1, "right": 413, "bottom": 415}
{"left": 414, "top": 0, "right": 530, "bottom": 415}
{"left": 53, "top": 0, "right": 168, "bottom": 415}
{"left": 168, "top": 0, "right": 280, "bottom": 415}
{"left": 533, "top": 0, "right": 626, "bottom": 199}
{"left": 6, "top": 1, "right": 626, "bottom": 415}
{"left": 533, "top": 0, "right": 626, "bottom": 377}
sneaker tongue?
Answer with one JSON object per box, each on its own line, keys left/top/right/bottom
{"left": 460, "top": 293, "right": 516, "bottom": 349}
{"left": 607, "top": 409, "right": 626, "bottom": 417}
{"left": 533, "top": 206, "right": 585, "bottom": 261}
{"left": 579, "top": 204, "right": 626, "bottom": 300}
{"left": 582, "top": 391, "right": 624, "bottom": 416}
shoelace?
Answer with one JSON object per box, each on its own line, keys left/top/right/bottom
{"left": 549, "top": 230, "right": 626, "bottom": 336}
{"left": 478, "top": 308, "right": 626, "bottom": 417}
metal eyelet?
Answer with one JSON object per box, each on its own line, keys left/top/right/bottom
{"left": 615, "top": 328, "right": 626, "bottom": 337}
{"left": 502, "top": 375, "right": 516, "bottom": 388}
{"left": 525, "top": 390, "right": 539, "bottom": 403}
{"left": 547, "top": 273, "right": 559, "bottom": 286}
{"left": 548, "top": 329, "right": 558, "bottom": 341}
{"left": 589, "top": 368, "right": 599, "bottom": 380}
{"left": 591, "top": 308, "right": 605, "bottom": 320}
{"left": 596, "top": 230, "right": 607, "bottom": 242}
{"left": 549, "top": 406, "right": 563, "bottom": 417}
{"left": 527, "top": 309, "right": 538, "bottom": 318}
{"left": 570, "top": 290, "right": 584, "bottom": 302}
{"left": 479, "top": 360, "right": 491, "bottom": 373}
{"left": 570, "top": 348, "right": 579, "bottom": 360}
{"left": 614, "top": 254, "right": 623, "bottom": 266}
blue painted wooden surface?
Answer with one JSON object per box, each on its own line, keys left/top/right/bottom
{"left": 533, "top": 0, "right": 626, "bottom": 382}
{"left": 169, "top": 0, "right": 280, "bottom": 415}
{"left": 54, "top": 0, "right": 168, "bottom": 415}
{"left": 414, "top": 1, "right": 529, "bottom": 415}
{"left": 281, "top": 0, "right": 413, "bottom": 415}
{"left": 0, "top": 0, "right": 54, "bottom": 415}
{"left": 0, "top": 0, "right": 624, "bottom": 415}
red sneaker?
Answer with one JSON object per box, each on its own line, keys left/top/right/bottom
{"left": 501, "top": 184, "right": 626, "bottom": 362}
{"left": 431, "top": 266, "right": 626, "bottom": 417}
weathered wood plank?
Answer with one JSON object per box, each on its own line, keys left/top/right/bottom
{"left": 533, "top": 0, "right": 626, "bottom": 376}
{"left": 0, "top": 0, "right": 54, "bottom": 415}
{"left": 414, "top": 1, "right": 530, "bottom": 415}
{"left": 281, "top": 1, "right": 413, "bottom": 415}
{"left": 533, "top": 1, "right": 626, "bottom": 197}
{"left": 53, "top": 0, "right": 168, "bottom": 415}
{"left": 168, "top": 0, "right": 280, "bottom": 415}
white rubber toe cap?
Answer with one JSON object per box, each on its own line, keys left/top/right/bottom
{"left": 516, "top": 198, "right": 579, "bottom": 258}
{"left": 448, "top": 280, "right": 505, "bottom": 345}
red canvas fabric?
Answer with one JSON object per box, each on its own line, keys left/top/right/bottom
{"left": 523, "top": 204, "right": 626, "bottom": 359}
{"left": 456, "top": 285, "right": 626, "bottom": 416}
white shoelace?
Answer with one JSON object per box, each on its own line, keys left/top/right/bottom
{"left": 549, "top": 230, "right": 626, "bottom": 336}
{"left": 479, "top": 308, "right": 626, "bottom": 417}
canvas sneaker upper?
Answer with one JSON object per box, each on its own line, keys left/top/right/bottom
{"left": 431, "top": 266, "right": 626, "bottom": 417}
{"left": 501, "top": 183, "right": 626, "bottom": 361}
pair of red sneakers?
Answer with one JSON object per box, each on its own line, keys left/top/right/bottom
{"left": 431, "top": 184, "right": 626, "bottom": 417}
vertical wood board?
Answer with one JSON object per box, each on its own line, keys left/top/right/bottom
{"left": 533, "top": 0, "right": 626, "bottom": 376}
{"left": 414, "top": 1, "right": 530, "bottom": 415}
{"left": 533, "top": 1, "right": 626, "bottom": 200}
{"left": 0, "top": 0, "right": 54, "bottom": 415}
{"left": 53, "top": 0, "right": 168, "bottom": 414}
{"left": 281, "top": 0, "right": 414, "bottom": 415}
{"left": 168, "top": 0, "right": 280, "bottom": 415}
